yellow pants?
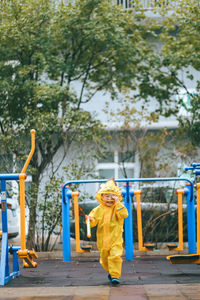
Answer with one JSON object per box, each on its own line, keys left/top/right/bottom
{"left": 99, "top": 244, "right": 123, "bottom": 279}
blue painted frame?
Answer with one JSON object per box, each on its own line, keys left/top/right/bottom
{"left": 62, "top": 177, "right": 196, "bottom": 262}
{"left": 0, "top": 176, "right": 21, "bottom": 286}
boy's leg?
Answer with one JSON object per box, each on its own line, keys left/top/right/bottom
{"left": 108, "top": 244, "right": 123, "bottom": 279}
{"left": 100, "top": 249, "right": 109, "bottom": 271}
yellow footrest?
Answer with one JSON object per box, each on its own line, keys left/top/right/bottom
{"left": 81, "top": 245, "right": 92, "bottom": 251}
{"left": 144, "top": 243, "right": 156, "bottom": 250}
{"left": 18, "top": 249, "right": 38, "bottom": 268}
{"left": 167, "top": 243, "right": 178, "bottom": 250}
{"left": 167, "top": 254, "right": 200, "bottom": 264}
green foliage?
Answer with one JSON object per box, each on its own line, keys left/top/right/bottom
{"left": 0, "top": 0, "right": 159, "bottom": 249}
{"left": 149, "top": 0, "right": 200, "bottom": 145}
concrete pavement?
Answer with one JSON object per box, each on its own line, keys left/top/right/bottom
{"left": 2, "top": 283, "right": 200, "bottom": 299}
{"left": 1, "top": 253, "right": 200, "bottom": 299}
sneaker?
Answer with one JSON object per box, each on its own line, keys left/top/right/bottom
{"left": 108, "top": 273, "right": 112, "bottom": 282}
{"left": 111, "top": 278, "right": 120, "bottom": 285}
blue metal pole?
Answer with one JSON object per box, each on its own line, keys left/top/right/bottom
{"left": 62, "top": 186, "right": 71, "bottom": 262}
{"left": 122, "top": 186, "right": 128, "bottom": 259}
{"left": 192, "top": 163, "right": 200, "bottom": 167}
{"left": 0, "top": 180, "right": 9, "bottom": 285}
{"left": 62, "top": 177, "right": 194, "bottom": 188}
{"left": 185, "top": 184, "right": 196, "bottom": 254}
{"left": 11, "top": 247, "right": 20, "bottom": 274}
{"left": 122, "top": 185, "right": 133, "bottom": 260}
{"left": 0, "top": 174, "right": 19, "bottom": 180}
{"left": 124, "top": 184, "right": 134, "bottom": 260}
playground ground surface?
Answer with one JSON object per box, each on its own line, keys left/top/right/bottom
{"left": 2, "top": 251, "right": 200, "bottom": 299}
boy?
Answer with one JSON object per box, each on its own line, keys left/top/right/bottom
{"left": 87, "top": 178, "right": 128, "bottom": 285}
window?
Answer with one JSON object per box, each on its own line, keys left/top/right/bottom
{"left": 99, "top": 152, "right": 114, "bottom": 163}
{"left": 116, "top": 0, "right": 171, "bottom": 10}
{"left": 119, "top": 151, "right": 135, "bottom": 163}
{"left": 117, "top": 0, "right": 133, "bottom": 9}
{"left": 96, "top": 150, "right": 138, "bottom": 181}
{"left": 99, "top": 169, "right": 115, "bottom": 179}
{"left": 118, "top": 168, "right": 134, "bottom": 179}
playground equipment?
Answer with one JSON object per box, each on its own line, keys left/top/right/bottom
{"left": 135, "top": 188, "right": 184, "bottom": 252}
{"left": 166, "top": 189, "right": 184, "bottom": 251}
{"left": 185, "top": 163, "right": 200, "bottom": 185}
{"left": 62, "top": 177, "right": 196, "bottom": 262}
{"left": 167, "top": 167, "right": 200, "bottom": 264}
{"left": 167, "top": 183, "right": 200, "bottom": 264}
{"left": 166, "top": 163, "right": 200, "bottom": 264}
{"left": 67, "top": 188, "right": 92, "bottom": 253}
{"left": 135, "top": 189, "right": 156, "bottom": 251}
{"left": 0, "top": 129, "right": 37, "bottom": 286}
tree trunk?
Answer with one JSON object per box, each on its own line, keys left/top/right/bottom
{"left": 26, "top": 170, "right": 39, "bottom": 249}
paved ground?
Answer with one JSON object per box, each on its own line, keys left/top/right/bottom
{"left": 1, "top": 254, "right": 200, "bottom": 299}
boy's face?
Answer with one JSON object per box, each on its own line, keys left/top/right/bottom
{"left": 102, "top": 193, "right": 117, "bottom": 207}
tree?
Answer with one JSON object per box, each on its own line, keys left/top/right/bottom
{"left": 0, "top": 0, "right": 159, "bottom": 249}
{"left": 103, "top": 94, "right": 197, "bottom": 178}
{"left": 103, "top": 93, "right": 198, "bottom": 246}
{"left": 146, "top": 0, "right": 200, "bottom": 146}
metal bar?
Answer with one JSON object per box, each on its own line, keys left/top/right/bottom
{"left": 73, "top": 192, "right": 83, "bottom": 253}
{"left": 12, "top": 248, "right": 20, "bottom": 274}
{"left": 62, "top": 187, "right": 71, "bottom": 262}
{"left": 19, "top": 177, "right": 26, "bottom": 251}
{"left": 177, "top": 190, "right": 184, "bottom": 251}
{"left": 185, "top": 184, "right": 196, "bottom": 254}
{"left": 0, "top": 180, "right": 9, "bottom": 286}
{"left": 0, "top": 174, "right": 19, "bottom": 180}
{"left": 135, "top": 190, "right": 146, "bottom": 251}
{"left": 123, "top": 184, "right": 134, "bottom": 260}
{"left": 19, "top": 176, "right": 26, "bottom": 267}
{"left": 197, "top": 183, "right": 200, "bottom": 255}
{"left": 192, "top": 163, "right": 200, "bottom": 167}
{"left": 21, "top": 129, "right": 36, "bottom": 174}
{"left": 62, "top": 177, "right": 193, "bottom": 187}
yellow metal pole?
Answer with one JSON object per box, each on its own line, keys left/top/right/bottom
{"left": 197, "top": 183, "right": 200, "bottom": 254}
{"left": 19, "top": 175, "right": 26, "bottom": 251}
{"left": 72, "top": 192, "right": 82, "bottom": 252}
{"left": 19, "top": 174, "right": 27, "bottom": 267}
{"left": 21, "top": 129, "right": 36, "bottom": 174}
{"left": 19, "top": 129, "right": 36, "bottom": 250}
{"left": 18, "top": 129, "right": 36, "bottom": 267}
{"left": 176, "top": 189, "right": 184, "bottom": 251}
{"left": 135, "top": 190, "right": 145, "bottom": 251}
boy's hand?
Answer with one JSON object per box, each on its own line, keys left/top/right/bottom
{"left": 113, "top": 195, "right": 119, "bottom": 203}
{"left": 86, "top": 215, "right": 93, "bottom": 222}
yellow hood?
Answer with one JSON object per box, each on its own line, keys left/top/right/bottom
{"left": 96, "top": 178, "right": 122, "bottom": 205}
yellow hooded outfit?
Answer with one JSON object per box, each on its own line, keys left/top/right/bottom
{"left": 89, "top": 179, "right": 128, "bottom": 279}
